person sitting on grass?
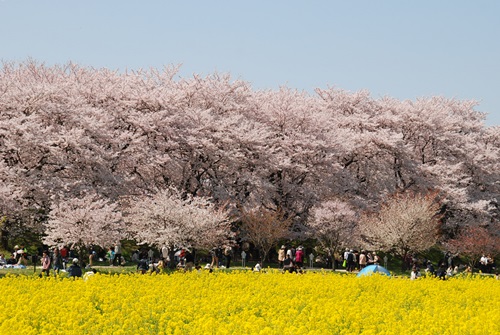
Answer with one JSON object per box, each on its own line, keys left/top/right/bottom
{"left": 282, "top": 254, "right": 296, "bottom": 274}
{"left": 83, "top": 268, "right": 97, "bottom": 281}
{"left": 156, "top": 259, "right": 165, "bottom": 273}
{"left": 410, "top": 266, "right": 421, "bottom": 280}
{"left": 184, "top": 250, "right": 195, "bottom": 272}
{"left": 436, "top": 263, "right": 447, "bottom": 280}
{"left": 137, "top": 254, "right": 149, "bottom": 274}
{"left": 6, "top": 254, "right": 17, "bottom": 265}
{"left": 68, "top": 258, "right": 82, "bottom": 278}
{"left": 253, "top": 260, "right": 262, "bottom": 272}
{"left": 17, "top": 252, "right": 28, "bottom": 266}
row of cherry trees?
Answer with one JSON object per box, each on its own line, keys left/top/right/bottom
{"left": 0, "top": 61, "right": 499, "bottom": 261}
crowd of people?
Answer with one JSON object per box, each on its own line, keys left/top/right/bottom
{"left": 410, "top": 261, "right": 458, "bottom": 280}
{"left": 0, "top": 245, "right": 30, "bottom": 267}
{"left": 39, "top": 247, "right": 83, "bottom": 278}
{"left": 277, "top": 245, "right": 307, "bottom": 274}
{"left": 132, "top": 246, "right": 201, "bottom": 274}
{"left": 479, "top": 254, "right": 496, "bottom": 274}
{"left": 346, "top": 249, "right": 382, "bottom": 272}
{"left": 1, "top": 243, "right": 497, "bottom": 280}
{"left": 0, "top": 244, "right": 106, "bottom": 278}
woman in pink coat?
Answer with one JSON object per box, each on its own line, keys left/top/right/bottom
{"left": 41, "top": 251, "right": 51, "bottom": 276}
{"left": 295, "top": 247, "right": 304, "bottom": 268}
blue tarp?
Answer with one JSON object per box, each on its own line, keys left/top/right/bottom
{"left": 356, "top": 265, "right": 391, "bottom": 277}
{"left": 0, "top": 264, "right": 27, "bottom": 269}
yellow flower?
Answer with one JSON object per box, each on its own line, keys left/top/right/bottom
{"left": 0, "top": 271, "right": 498, "bottom": 334}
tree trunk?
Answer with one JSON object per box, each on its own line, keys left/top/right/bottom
{"left": 0, "top": 228, "right": 9, "bottom": 250}
{"left": 260, "top": 249, "right": 268, "bottom": 267}
{"left": 0, "top": 217, "right": 10, "bottom": 250}
{"left": 331, "top": 246, "right": 337, "bottom": 270}
{"left": 401, "top": 249, "right": 409, "bottom": 271}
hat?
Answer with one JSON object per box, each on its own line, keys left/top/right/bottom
{"left": 281, "top": 245, "right": 285, "bottom": 249}
{"left": 14, "top": 245, "right": 19, "bottom": 249}
{"left": 72, "top": 258, "right": 79, "bottom": 264}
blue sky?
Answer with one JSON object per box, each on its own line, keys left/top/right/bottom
{"left": 1, "top": 1, "right": 499, "bottom": 125}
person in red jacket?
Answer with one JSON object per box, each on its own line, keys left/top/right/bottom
{"left": 295, "top": 246, "right": 304, "bottom": 268}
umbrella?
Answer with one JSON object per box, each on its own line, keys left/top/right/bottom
{"left": 356, "top": 265, "right": 391, "bottom": 277}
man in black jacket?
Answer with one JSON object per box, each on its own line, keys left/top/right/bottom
{"left": 68, "top": 258, "right": 82, "bottom": 278}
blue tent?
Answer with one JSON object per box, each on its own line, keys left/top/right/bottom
{"left": 356, "top": 265, "right": 391, "bottom": 277}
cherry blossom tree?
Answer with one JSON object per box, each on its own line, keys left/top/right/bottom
{"left": 445, "top": 226, "right": 500, "bottom": 269}
{"left": 1, "top": 60, "right": 499, "bottom": 254}
{"left": 0, "top": 179, "right": 21, "bottom": 249}
{"left": 0, "top": 162, "right": 45, "bottom": 249}
{"left": 125, "top": 187, "right": 233, "bottom": 256}
{"left": 361, "top": 191, "right": 442, "bottom": 269}
{"left": 306, "top": 199, "right": 358, "bottom": 269}
{"left": 239, "top": 206, "right": 293, "bottom": 263}
{"left": 43, "top": 193, "right": 124, "bottom": 257}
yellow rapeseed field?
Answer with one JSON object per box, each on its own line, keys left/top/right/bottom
{"left": 0, "top": 270, "right": 498, "bottom": 335}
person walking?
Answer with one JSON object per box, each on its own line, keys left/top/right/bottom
{"left": 52, "top": 247, "right": 63, "bottom": 275}
{"left": 346, "top": 250, "right": 355, "bottom": 272}
{"left": 210, "top": 247, "right": 219, "bottom": 268}
{"left": 343, "top": 248, "right": 350, "bottom": 268}
{"left": 106, "top": 247, "right": 115, "bottom": 266}
{"left": 295, "top": 246, "right": 304, "bottom": 269}
{"left": 89, "top": 251, "right": 96, "bottom": 267}
{"left": 359, "top": 250, "right": 367, "bottom": 270}
{"left": 41, "top": 251, "right": 51, "bottom": 276}
{"left": 278, "top": 245, "right": 286, "bottom": 269}
{"left": 60, "top": 245, "right": 69, "bottom": 269}
{"left": 224, "top": 246, "right": 232, "bottom": 268}
{"left": 161, "top": 245, "right": 170, "bottom": 267}
{"left": 113, "top": 243, "right": 122, "bottom": 266}
{"left": 184, "top": 249, "right": 195, "bottom": 272}
{"left": 286, "top": 247, "right": 293, "bottom": 260}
